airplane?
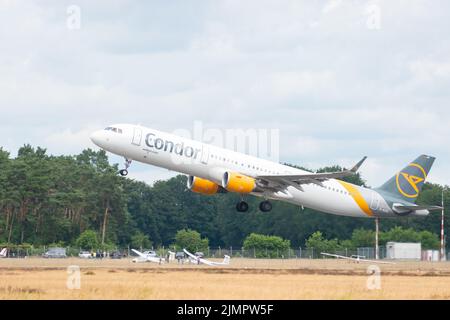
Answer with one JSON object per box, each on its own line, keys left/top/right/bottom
{"left": 0, "top": 248, "right": 7, "bottom": 258}
{"left": 183, "top": 249, "right": 231, "bottom": 266}
{"left": 131, "top": 249, "right": 165, "bottom": 263}
{"left": 321, "top": 252, "right": 396, "bottom": 264}
{"left": 90, "top": 124, "right": 441, "bottom": 217}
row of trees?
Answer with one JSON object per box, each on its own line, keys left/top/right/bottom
{"left": 0, "top": 145, "right": 448, "bottom": 249}
{"left": 0, "top": 146, "right": 126, "bottom": 247}
{"left": 72, "top": 228, "right": 207, "bottom": 252}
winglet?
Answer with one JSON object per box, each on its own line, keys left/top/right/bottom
{"left": 350, "top": 156, "right": 367, "bottom": 173}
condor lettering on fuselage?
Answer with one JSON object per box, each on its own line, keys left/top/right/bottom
{"left": 145, "top": 133, "right": 200, "bottom": 159}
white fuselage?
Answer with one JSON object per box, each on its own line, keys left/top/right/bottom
{"left": 90, "top": 124, "right": 395, "bottom": 218}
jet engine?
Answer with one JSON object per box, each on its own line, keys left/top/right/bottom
{"left": 222, "top": 172, "right": 256, "bottom": 193}
{"left": 187, "top": 176, "right": 220, "bottom": 195}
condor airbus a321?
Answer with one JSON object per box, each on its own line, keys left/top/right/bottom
{"left": 90, "top": 124, "right": 441, "bottom": 217}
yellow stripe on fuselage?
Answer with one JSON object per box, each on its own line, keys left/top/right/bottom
{"left": 337, "top": 180, "right": 373, "bottom": 217}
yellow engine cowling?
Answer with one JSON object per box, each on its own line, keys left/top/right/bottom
{"left": 222, "top": 172, "right": 256, "bottom": 193}
{"left": 187, "top": 176, "right": 219, "bottom": 195}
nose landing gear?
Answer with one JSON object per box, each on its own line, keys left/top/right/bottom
{"left": 119, "top": 158, "right": 132, "bottom": 176}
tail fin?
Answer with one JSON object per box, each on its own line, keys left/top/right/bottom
{"left": 0, "top": 248, "right": 7, "bottom": 257}
{"left": 223, "top": 255, "right": 230, "bottom": 265}
{"left": 377, "top": 155, "right": 435, "bottom": 203}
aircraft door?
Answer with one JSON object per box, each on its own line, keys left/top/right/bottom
{"left": 200, "top": 145, "right": 209, "bottom": 165}
{"left": 132, "top": 127, "right": 142, "bottom": 146}
{"left": 370, "top": 192, "right": 380, "bottom": 211}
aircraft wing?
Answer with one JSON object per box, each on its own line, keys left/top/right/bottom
{"left": 321, "top": 253, "right": 352, "bottom": 260}
{"left": 320, "top": 252, "right": 344, "bottom": 259}
{"left": 131, "top": 249, "right": 147, "bottom": 258}
{"left": 198, "top": 258, "right": 215, "bottom": 266}
{"left": 198, "top": 256, "right": 229, "bottom": 266}
{"left": 183, "top": 249, "right": 200, "bottom": 262}
{"left": 257, "top": 157, "right": 367, "bottom": 189}
{"left": 183, "top": 249, "right": 230, "bottom": 266}
{"left": 132, "top": 249, "right": 165, "bottom": 263}
{"left": 321, "top": 252, "right": 395, "bottom": 265}
{"left": 203, "top": 255, "right": 230, "bottom": 266}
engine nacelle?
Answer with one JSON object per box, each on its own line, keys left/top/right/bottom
{"left": 222, "top": 172, "right": 256, "bottom": 193}
{"left": 187, "top": 176, "right": 220, "bottom": 195}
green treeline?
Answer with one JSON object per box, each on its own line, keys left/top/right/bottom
{"left": 0, "top": 145, "right": 448, "bottom": 249}
{"left": 305, "top": 227, "right": 440, "bottom": 252}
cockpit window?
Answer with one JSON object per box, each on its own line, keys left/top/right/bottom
{"left": 104, "top": 127, "right": 123, "bottom": 134}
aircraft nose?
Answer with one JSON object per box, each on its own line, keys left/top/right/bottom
{"left": 90, "top": 130, "right": 103, "bottom": 146}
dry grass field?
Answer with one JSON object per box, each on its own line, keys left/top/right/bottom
{"left": 1, "top": 258, "right": 450, "bottom": 299}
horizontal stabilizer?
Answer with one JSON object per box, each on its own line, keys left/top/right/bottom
{"left": 394, "top": 205, "right": 442, "bottom": 211}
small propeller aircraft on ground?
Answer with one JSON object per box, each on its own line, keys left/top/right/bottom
{"left": 321, "top": 252, "right": 396, "bottom": 264}
{"left": 131, "top": 249, "right": 165, "bottom": 263}
{"left": 183, "top": 249, "right": 230, "bottom": 266}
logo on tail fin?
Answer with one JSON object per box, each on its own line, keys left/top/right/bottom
{"left": 396, "top": 163, "right": 427, "bottom": 198}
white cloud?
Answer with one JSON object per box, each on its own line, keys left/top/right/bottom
{"left": 44, "top": 126, "right": 99, "bottom": 155}
{"left": 323, "top": 0, "right": 343, "bottom": 14}
{"left": 410, "top": 59, "right": 450, "bottom": 83}
{"left": 250, "top": 71, "right": 336, "bottom": 99}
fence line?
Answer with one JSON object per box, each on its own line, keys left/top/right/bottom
{"left": 0, "top": 245, "right": 409, "bottom": 260}
{"left": 0, "top": 245, "right": 445, "bottom": 260}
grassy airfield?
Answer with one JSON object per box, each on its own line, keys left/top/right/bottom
{"left": 1, "top": 258, "right": 450, "bottom": 299}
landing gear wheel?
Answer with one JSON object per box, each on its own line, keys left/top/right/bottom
{"left": 119, "top": 158, "right": 132, "bottom": 176}
{"left": 236, "top": 201, "right": 249, "bottom": 212}
{"left": 259, "top": 200, "right": 272, "bottom": 212}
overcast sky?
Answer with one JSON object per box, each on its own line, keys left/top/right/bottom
{"left": 1, "top": 0, "right": 449, "bottom": 187}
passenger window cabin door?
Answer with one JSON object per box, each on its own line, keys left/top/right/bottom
{"left": 132, "top": 127, "right": 142, "bottom": 146}
{"left": 370, "top": 193, "right": 380, "bottom": 211}
{"left": 200, "top": 145, "right": 209, "bottom": 165}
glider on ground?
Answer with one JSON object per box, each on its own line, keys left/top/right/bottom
{"left": 183, "top": 249, "right": 230, "bottom": 266}
{"left": 321, "top": 252, "right": 396, "bottom": 264}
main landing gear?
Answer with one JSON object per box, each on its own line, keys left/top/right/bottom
{"left": 119, "top": 158, "right": 132, "bottom": 176}
{"left": 235, "top": 199, "right": 273, "bottom": 212}
{"left": 236, "top": 201, "right": 249, "bottom": 212}
{"left": 259, "top": 200, "right": 272, "bottom": 212}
